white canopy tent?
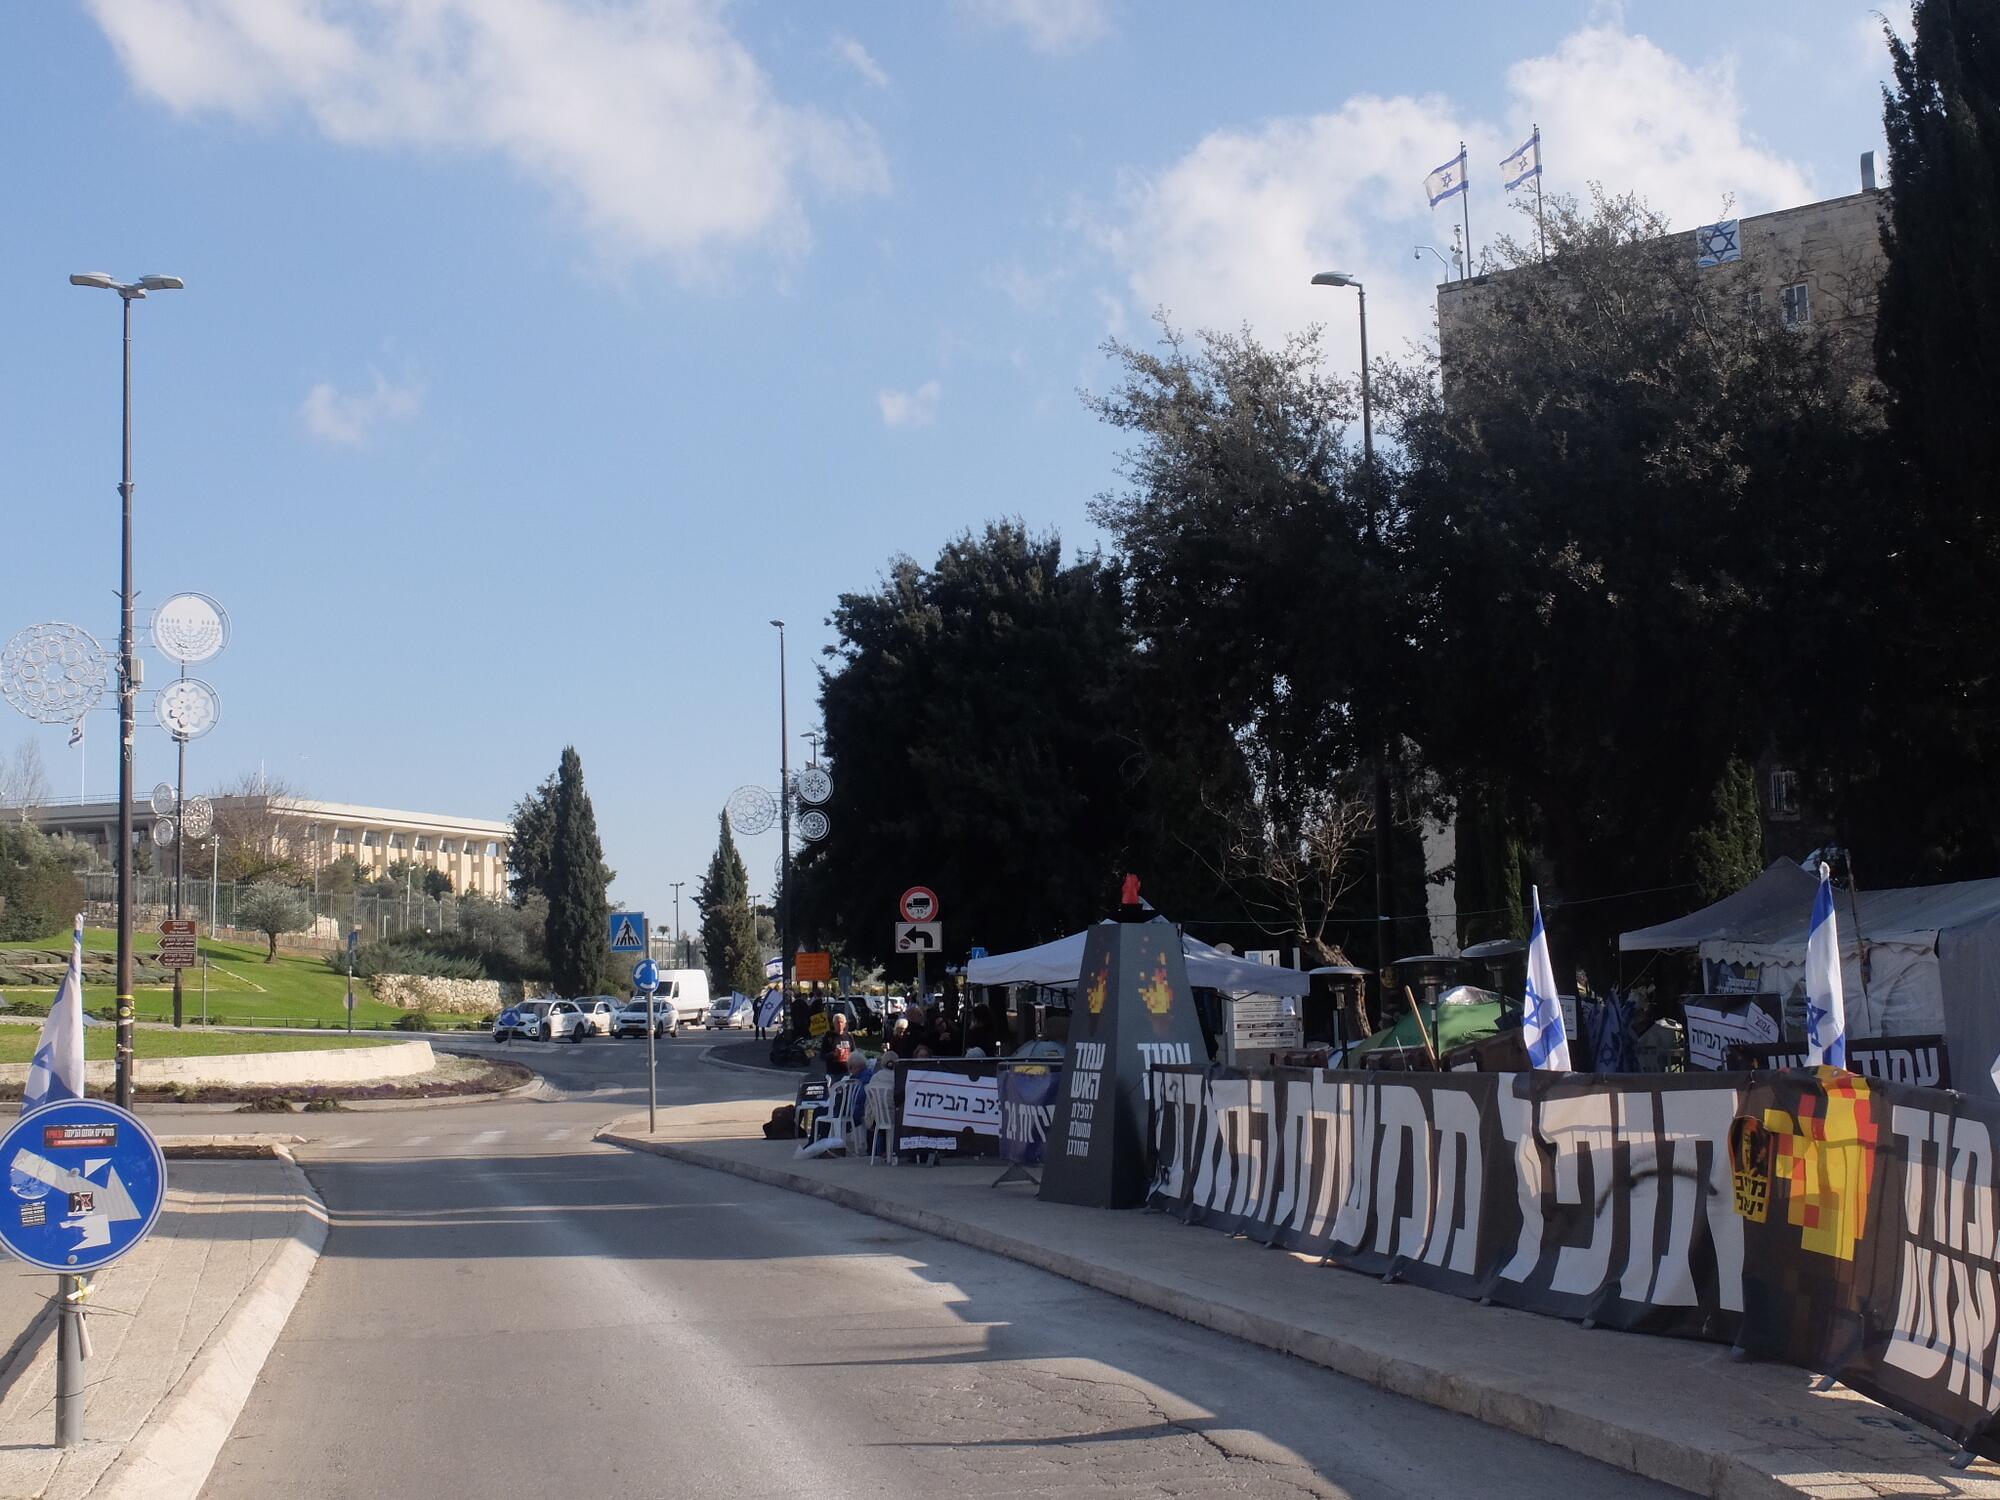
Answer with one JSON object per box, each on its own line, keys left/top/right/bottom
{"left": 966, "top": 920, "right": 1312, "bottom": 998}
{"left": 1620, "top": 860, "right": 2000, "bottom": 1096}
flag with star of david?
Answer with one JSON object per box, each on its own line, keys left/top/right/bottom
{"left": 1424, "top": 149, "right": 1468, "bottom": 207}
{"left": 1501, "top": 130, "right": 1541, "bottom": 191}
{"left": 1522, "top": 886, "right": 1571, "bottom": 1071}
{"left": 1804, "top": 863, "right": 1847, "bottom": 1068}
{"left": 21, "top": 916, "right": 86, "bottom": 1113}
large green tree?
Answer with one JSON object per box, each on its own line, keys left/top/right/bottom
{"left": 542, "top": 747, "right": 611, "bottom": 997}
{"left": 1391, "top": 190, "right": 1885, "bottom": 963}
{"left": 1862, "top": 1, "right": 2000, "bottom": 877}
{"left": 507, "top": 772, "right": 558, "bottom": 906}
{"left": 792, "top": 521, "right": 1234, "bottom": 965}
{"left": 697, "top": 812, "right": 761, "bottom": 996}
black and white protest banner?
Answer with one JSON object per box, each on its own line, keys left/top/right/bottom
{"left": 892, "top": 1059, "right": 1001, "bottom": 1158}
{"left": 1727, "top": 1035, "right": 1951, "bottom": 1090}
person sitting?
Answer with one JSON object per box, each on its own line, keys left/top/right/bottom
{"left": 819, "top": 1011, "right": 856, "bottom": 1073}
{"left": 863, "top": 1049, "right": 898, "bottom": 1152}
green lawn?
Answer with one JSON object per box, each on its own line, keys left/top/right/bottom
{"left": 0, "top": 1030, "right": 395, "bottom": 1064}
{"left": 0, "top": 931, "right": 411, "bottom": 1027}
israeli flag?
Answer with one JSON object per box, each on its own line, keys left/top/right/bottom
{"left": 1501, "top": 130, "right": 1541, "bottom": 191}
{"left": 22, "top": 916, "right": 87, "bottom": 1113}
{"left": 1522, "top": 886, "right": 1572, "bottom": 1071}
{"left": 1424, "top": 149, "right": 1468, "bottom": 206}
{"left": 1804, "top": 862, "right": 1848, "bottom": 1068}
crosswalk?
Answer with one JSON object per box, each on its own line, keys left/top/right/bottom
{"left": 303, "top": 1122, "right": 608, "bottom": 1156}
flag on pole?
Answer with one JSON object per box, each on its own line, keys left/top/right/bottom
{"left": 67, "top": 720, "right": 83, "bottom": 748}
{"left": 22, "top": 916, "right": 86, "bottom": 1113}
{"left": 1805, "top": 861, "right": 1848, "bottom": 1068}
{"left": 1424, "top": 148, "right": 1469, "bottom": 206}
{"left": 1522, "top": 886, "right": 1572, "bottom": 1070}
{"left": 1501, "top": 129, "right": 1542, "bottom": 191}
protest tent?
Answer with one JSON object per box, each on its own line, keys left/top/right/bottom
{"left": 1346, "top": 987, "right": 1504, "bottom": 1062}
{"left": 966, "top": 923, "right": 1311, "bottom": 998}
{"left": 1620, "top": 859, "right": 2000, "bottom": 1096}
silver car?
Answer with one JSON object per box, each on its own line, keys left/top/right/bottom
{"left": 613, "top": 996, "right": 679, "bottom": 1038}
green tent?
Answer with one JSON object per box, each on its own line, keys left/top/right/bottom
{"left": 1347, "top": 987, "right": 1507, "bottom": 1063}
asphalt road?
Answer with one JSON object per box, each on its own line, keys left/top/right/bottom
{"left": 184, "top": 1034, "right": 1683, "bottom": 1500}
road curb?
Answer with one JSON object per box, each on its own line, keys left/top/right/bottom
{"left": 599, "top": 1129, "right": 1794, "bottom": 1500}
{"left": 91, "top": 1146, "right": 329, "bottom": 1500}
{"left": 696, "top": 1045, "right": 800, "bottom": 1079}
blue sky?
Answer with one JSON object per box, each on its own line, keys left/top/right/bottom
{"left": 0, "top": 0, "right": 1903, "bottom": 924}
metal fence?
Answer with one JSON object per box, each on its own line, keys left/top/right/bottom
{"left": 80, "top": 872, "right": 468, "bottom": 951}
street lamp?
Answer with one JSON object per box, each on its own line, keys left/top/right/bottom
{"left": 669, "top": 880, "right": 685, "bottom": 967}
{"left": 1310, "top": 270, "right": 1395, "bottom": 1019}
{"left": 71, "top": 271, "right": 183, "bottom": 1110}
{"left": 770, "top": 620, "right": 792, "bottom": 1008}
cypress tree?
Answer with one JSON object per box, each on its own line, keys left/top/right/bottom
{"left": 543, "top": 747, "right": 610, "bottom": 997}
{"left": 697, "top": 812, "right": 763, "bottom": 997}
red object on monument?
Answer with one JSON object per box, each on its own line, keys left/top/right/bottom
{"left": 1121, "top": 873, "right": 1142, "bottom": 906}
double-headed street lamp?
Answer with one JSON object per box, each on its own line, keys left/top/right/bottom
{"left": 71, "top": 271, "right": 183, "bottom": 1110}
{"left": 1310, "top": 270, "right": 1395, "bottom": 1014}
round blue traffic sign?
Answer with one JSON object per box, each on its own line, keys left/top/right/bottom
{"left": 632, "top": 959, "right": 660, "bottom": 994}
{"left": 0, "top": 1101, "right": 167, "bottom": 1272}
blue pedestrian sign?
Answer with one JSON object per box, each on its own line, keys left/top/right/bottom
{"left": 608, "top": 912, "right": 647, "bottom": 953}
{"left": 970, "top": 946, "right": 988, "bottom": 960}
{"left": 632, "top": 959, "right": 659, "bottom": 994}
{"left": 0, "top": 1102, "right": 166, "bottom": 1272}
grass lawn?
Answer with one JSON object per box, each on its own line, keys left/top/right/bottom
{"left": 0, "top": 1030, "right": 395, "bottom": 1064}
{"left": 0, "top": 931, "right": 414, "bottom": 1027}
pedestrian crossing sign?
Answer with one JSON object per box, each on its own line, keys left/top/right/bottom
{"left": 609, "top": 912, "right": 647, "bottom": 952}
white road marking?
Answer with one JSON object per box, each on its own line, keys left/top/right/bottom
{"left": 544, "top": 1128, "right": 570, "bottom": 1141}
{"left": 404, "top": 1135, "right": 433, "bottom": 1148}
{"left": 466, "top": 1130, "right": 504, "bottom": 1149}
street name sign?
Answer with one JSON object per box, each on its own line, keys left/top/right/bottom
{"left": 0, "top": 1102, "right": 167, "bottom": 1272}
{"left": 158, "top": 919, "right": 197, "bottom": 970}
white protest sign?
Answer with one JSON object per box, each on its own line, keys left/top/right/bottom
{"left": 901, "top": 1069, "right": 1000, "bottom": 1136}
{"left": 1683, "top": 1000, "right": 1781, "bottom": 1071}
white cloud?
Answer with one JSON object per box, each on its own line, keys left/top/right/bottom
{"left": 1093, "top": 24, "right": 1816, "bottom": 376}
{"left": 299, "top": 370, "right": 423, "bottom": 445}
{"left": 1852, "top": 2, "right": 1912, "bottom": 74}
{"left": 959, "top": 0, "right": 1110, "bottom": 55}
{"left": 878, "top": 381, "right": 941, "bottom": 428}
{"left": 84, "top": 0, "right": 889, "bottom": 276}
{"left": 832, "top": 34, "right": 888, "bottom": 89}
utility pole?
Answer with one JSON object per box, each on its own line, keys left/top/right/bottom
{"left": 771, "top": 621, "right": 792, "bottom": 1009}
{"left": 670, "top": 880, "right": 684, "bottom": 967}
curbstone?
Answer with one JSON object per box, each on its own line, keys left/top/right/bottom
{"left": 600, "top": 1128, "right": 1813, "bottom": 1500}
{"left": 696, "top": 1045, "right": 800, "bottom": 1079}
{"left": 89, "top": 1147, "right": 329, "bottom": 1500}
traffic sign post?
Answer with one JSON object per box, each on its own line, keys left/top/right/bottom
{"left": 609, "top": 912, "right": 647, "bottom": 953}
{"left": 899, "top": 887, "right": 940, "bottom": 923}
{"left": 0, "top": 1101, "right": 168, "bottom": 1446}
{"left": 633, "top": 959, "right": 661, "bottom": 1132}
{"left": 157, "top": 919, "right": 197, "bottom": 969}
{"left": 345, "top": 927, "right": 359, "bottom": 1035}
{"left": 894, "top": 921, "right": 942, "bottom": 952}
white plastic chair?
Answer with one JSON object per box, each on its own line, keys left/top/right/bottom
{"left": 813, "top": 1079, "right": 857, "bottom": 1150}
{"left": 863, "top": 1072, "right": 897, "bottom": 1163}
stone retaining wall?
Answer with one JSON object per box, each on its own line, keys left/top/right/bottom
{"left": 369, "top": 974, "right": 525, "bottom": 1015}
{"left": 0, "top": 1039, "right": 436, "bottom": 1088}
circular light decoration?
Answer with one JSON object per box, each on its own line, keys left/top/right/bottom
{"left": 150, "top": 593, "right": 229, "bottom": 665}
{"left": 150, "top": 782, "right": 177, "bottom": 817}
{"left": 797, "top": 809, "right": 830, "bottom": 842}
{"left": 154, "top": 677, "right": 221, "bottom": 742}
{"left": 150, "top": 818, "right": 176, "bottom": 848}
{"left": 794, "top": 766, "right": 832, "bottom": 807}
{"left": 0, "top": 623, "right": 110, "bottom": 726}
{"left": 725, "top": 784, "right": 777, "bottom": 837}
{"left": 180, "top": 796, "right": 214, "bottom": 840}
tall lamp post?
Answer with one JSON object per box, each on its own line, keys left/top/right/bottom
{"left": 1310, "top": 270, "right": 1396, "bottom": 1016}
{"left": 70, "top": 271, "right": 183, "bottom": 1110}
{"left": 669, "top": 880, "right": 685, "bottom": 967}
{"left": 770, "top": 620, "right": 792, "bottom": 1008}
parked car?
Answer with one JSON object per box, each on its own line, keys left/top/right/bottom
{"left": 708, "top": 993, "right": 755, "bottom": 1029}
{"left": 652, "top": 969, "right": 710, "bottom": 1020}
{"left": 613, "top": 996, "right": 679, "bottom": 1038}
{"left": 575, "top": 997, "right": 617, "bottom": 1037}
{"left": 493, "top": 1000, "right": 547, "bottom": 1041}
{"left": 540, "top": 998, "right": 596, "bottom": 1042}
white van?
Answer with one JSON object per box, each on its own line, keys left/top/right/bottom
{"left": 650, "top": 969, "right": 710, "bottom": 1020}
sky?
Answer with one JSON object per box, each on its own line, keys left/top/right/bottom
{"left": 0, "top": 0, "right": 1906, "bottom": 927}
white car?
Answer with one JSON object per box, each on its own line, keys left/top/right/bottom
{"left": 542, "top": 998, "right": 611, "bottom": 1042}
{"left": 613, "top": 996, "right": 678, "bottom": 1038}
{"left": 707, "top": 993, "right": 755, "bottom": 1029}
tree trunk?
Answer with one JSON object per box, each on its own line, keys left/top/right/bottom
{"left": 265, "top": 932, "right": 278, "bottom": 963}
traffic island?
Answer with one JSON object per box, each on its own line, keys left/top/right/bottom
{"left": 600, "top": 1098, "right": 2000, "bottom": 1500}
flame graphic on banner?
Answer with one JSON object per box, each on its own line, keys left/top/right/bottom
{"left": 1086, "top": 961, "right": 1110, "bottom": 1015}
{"left": 1759, "top": 1068, "right": 1878, "bottom": 1262}
{"left": 1140, "top": 960, "right": 1174, "bottom": 1017}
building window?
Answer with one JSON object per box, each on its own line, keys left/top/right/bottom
{"left": 387, "top": 834, "right": 404, "bottom": 851}
{"left": 334, "top": 828, "right": 355, "bottom": 846}
{"left": 361, "top": 830, "right": 381, "bottom": 848}
{"left": 1769, "top": 769, "right": 1801, "bottom": 822}
{"left": 487, "top": 841, "right": 501, "bottom": 858}
{"left": 1780, "top": 282, "right": 1810, "bottom": 327}
{"left": 437, "top": 839, "right": 456, "bottom": 855}
{"left": 414, "top": 836, "right": 431, "bottom": 853}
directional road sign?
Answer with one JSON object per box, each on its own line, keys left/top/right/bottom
{"left": 0, "top": 1102, "right": 166, "bottom": 1272}
{"left": 894, "top": 921, "right": 941, "bottom": 953}
{"left": 158, "top": 919, "right": 197, "bottom": 970}
{"left": 632, "top": 959, "right": 659, "bottom": 994}
{"left": 970, "top": 946, "right": 988, "bottom": 961}
{"left": 900, "top": 887, "right": 939, "bottom": 923}
{"left": 608, "top": 912, "right": 647, "bottom": 953}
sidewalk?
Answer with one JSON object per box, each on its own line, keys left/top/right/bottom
{"left": 0, "top": 1150, "right": 325, "bottom": 1500}
{"left": 602, "top": 1098, "right": 2000, "bottom": 1500}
